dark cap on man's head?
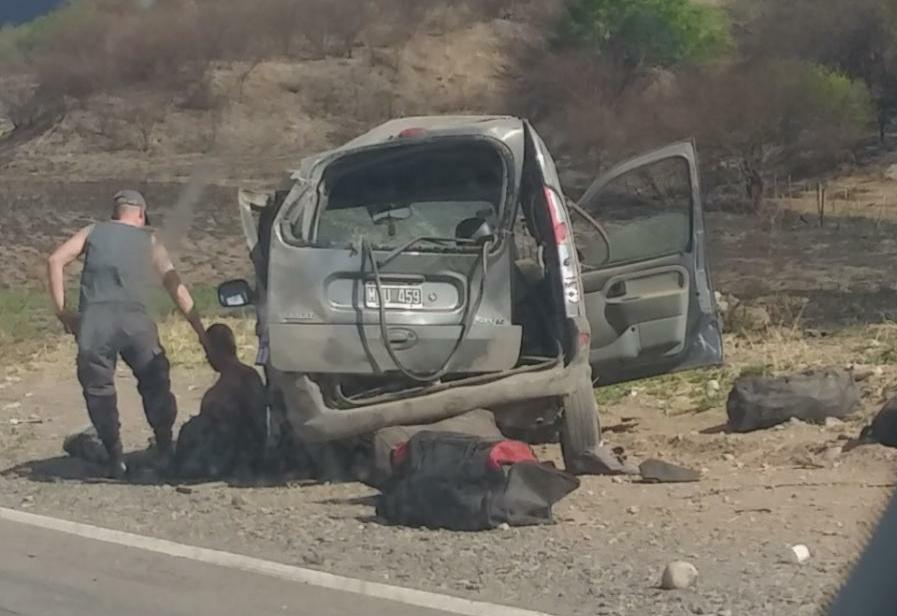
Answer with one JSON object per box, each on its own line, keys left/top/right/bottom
{"left": 112, "top": 190, "right": 151, "bottom": 225}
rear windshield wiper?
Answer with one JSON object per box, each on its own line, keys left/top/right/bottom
{"left": 374, "top": 236, "right": 480, "bottom": 268}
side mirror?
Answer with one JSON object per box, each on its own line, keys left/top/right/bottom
{"left": 218, "top": 279, "right": 254, "bottom": 308}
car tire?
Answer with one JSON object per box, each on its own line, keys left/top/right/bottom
{"left": 559, "top": 382, "right": 601, "bottom": 472}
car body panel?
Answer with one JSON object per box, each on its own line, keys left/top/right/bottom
{"left": 571, "top": 141, "right": 724, "bottom": 385}
{"left": 265, "top": 120, "right": 528, "bottom": 375}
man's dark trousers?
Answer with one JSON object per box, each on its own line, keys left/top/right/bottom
{"left": 76, "top": 303, "right": 177, "bottom": 453}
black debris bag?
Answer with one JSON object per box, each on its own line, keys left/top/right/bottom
{"left": 365, "top": 409, "right": 504, "bottom": 489}
{"left": 861, "top": 396, "right": 897, "bottom": 448}
{"left": 375, "top": 431, "right": 580, "bottom": 531}
{"left": 727, "top": 369, "right": 860, "bottom": 433}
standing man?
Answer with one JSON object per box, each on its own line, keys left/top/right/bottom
{"left": 47, "top": 190, "right": 208, "bottom": 479}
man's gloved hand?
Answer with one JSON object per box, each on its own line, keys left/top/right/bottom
{"left": 186, "top": 309, "right": 209, "bottom": 351}
{"left": 56, "top": 310, "right": 80, "bottom": 336}
{"left": 197, "top": 327, "right": 211, "bottom": 353}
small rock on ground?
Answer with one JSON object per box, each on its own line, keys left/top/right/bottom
{"left": 639, "top": 459, "right": 701, "bottom": 483}
{"left": 660, "top": 561, "right": 699, "bottom": 590}
{"left": 784, "top": 544, "right": 811, "bottom": 564}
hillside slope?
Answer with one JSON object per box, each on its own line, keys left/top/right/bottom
{"left": 0, "top": 4, "right": 556, "bottom": 185}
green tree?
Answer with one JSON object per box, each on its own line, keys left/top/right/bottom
{"left": 739, "top": 0, "right": 897, "bottom": 143}
{"left": 690, "top": 60, "right": 874, "bottom": 211}
{"left": 559, "top": 0, "right": 731, "bottom": 70}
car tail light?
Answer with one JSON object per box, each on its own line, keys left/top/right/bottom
{"left": 543, "top": 185, "right": 583, "bottom": 319}
{"left": 544, "top": 187, "right": 568, "bottom": 243}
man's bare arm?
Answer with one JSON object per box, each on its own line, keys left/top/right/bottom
{"left": 47, "top": 225, "right": 92, "bottom": 331}
{"left": 152, "top": 236, "right": 207, "bottom": 345}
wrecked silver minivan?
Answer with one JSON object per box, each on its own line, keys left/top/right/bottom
{"left": 219, "top": 116, "right": 723, "bottom": 472}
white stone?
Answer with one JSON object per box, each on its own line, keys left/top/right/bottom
{"left": 785, "top": 544, "right": 811, "bottom": 564}
{"left": 660, "top": 561, "right": 699, "bottom": 590}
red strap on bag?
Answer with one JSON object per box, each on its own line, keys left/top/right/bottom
{"left": 390, "top": 438, "right": 536, "bottom": 471}
{"left": 487, "top": 440, "right": 537, "bottom": 470}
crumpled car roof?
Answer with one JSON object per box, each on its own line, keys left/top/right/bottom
{"left": 291, "top": 115, "right": 526, "bottom": 182}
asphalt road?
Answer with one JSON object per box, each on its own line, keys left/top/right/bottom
{"left": 0, "top": 518, "right": 460, "bottom": 616}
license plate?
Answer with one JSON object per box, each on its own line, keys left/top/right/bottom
{"left": 365, "top": 283, "right": 423, "bottom": 309}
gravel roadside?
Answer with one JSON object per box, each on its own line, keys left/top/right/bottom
{"left": 2, "top": 359, "right": 895, "bottom": 616}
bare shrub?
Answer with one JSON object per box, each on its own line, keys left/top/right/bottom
{"left": 514, "top": 44, "right": 873, "bottom": 211}
{"left": 512, "top": 50, "right": 675, "bottom": 176}
{"left": 329, "top": 0, "right": 371, "bottom": 58}
{"left": 737, "top": 0, "right": 897, "bottom": 143}
{"left": 682, "top": 60, "right": 873, "bottom": 211}
{"left": 296, "top": 0, "right": 361, "bottom": 58}
{"left": 249, "top": 0, "right": 306, "bottom": 57}
{"left": 178, "top": 77, "right": 223, "bottom": 112}
{"left": 131, "top": 101, "right": 167, "bottom": 152}
{"left": 373, "top": 0, "right": 440, "bottom": 44}
{"left": 0, "top": 77, "right": 40, "bottom": 130}
{"left": 29, "top": 12, "right": 115, "bottom": 100}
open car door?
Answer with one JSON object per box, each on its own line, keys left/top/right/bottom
{"left": 571, "top": 141, "right": 723, "bottom": 385}
{"left": 234, "top": 185, "right": 294, "bottom": 366}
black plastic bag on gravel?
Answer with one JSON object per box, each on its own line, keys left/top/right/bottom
{"left": 859, "top": 397, "right": 897, "bottom": 448}
{"left": 364, "top": 409, "right": 503, "bottom": 489}
{"left": 376, "top": 431, "right": 579, "bottom": 531}
{"left": 727, "top": 368, "right": 860, "bottom": 433}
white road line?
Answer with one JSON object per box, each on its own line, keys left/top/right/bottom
{"left": 0, "top": 506, "right": 554, "bottom": 616}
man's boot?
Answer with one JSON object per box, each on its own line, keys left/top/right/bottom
{"left": 106, "top": 439, "right": 128, "bottom": 480}
{"left": 153, "top": 428, "right": 174, "bottom": 474}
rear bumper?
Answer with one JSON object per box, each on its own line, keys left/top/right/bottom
{"left": 268, "top": 323, "right": 522, "bottom": 374}
{"left": 271, "top": 352, "right": 591, "bottom": 442}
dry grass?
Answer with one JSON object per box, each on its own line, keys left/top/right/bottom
{"left": 159, "top": 315, "right": 256, "bottom": 368}
{"left": 598, "top": 320, "right": 897, "bottom": 419}
{"left": 766, "top": 174, "right": 897, "bottom": 224}
{"left": 0, "top": 284, "right": 252, "bottom": 372}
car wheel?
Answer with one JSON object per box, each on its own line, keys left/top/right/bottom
{"left": 559, "top": 381, "right": 601, "bottom": 473}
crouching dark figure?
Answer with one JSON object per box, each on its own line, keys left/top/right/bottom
{"left": 174, "top": 324, "right": 267, "bottom": 480}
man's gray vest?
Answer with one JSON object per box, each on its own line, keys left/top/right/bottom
{"left": 78, "top": 221, "right": 153, "bottom": 313}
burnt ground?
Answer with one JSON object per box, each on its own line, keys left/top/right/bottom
{"left": 2, "top": 176, "right": 897, "bottom": 615}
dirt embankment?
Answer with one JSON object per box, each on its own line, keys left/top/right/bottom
{"left": 0, "top": 4, "right": 551, "bottom": 184}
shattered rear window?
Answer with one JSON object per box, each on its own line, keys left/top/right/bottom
{"left": 315, "top": 140, "right": 506, "bottom": 249}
